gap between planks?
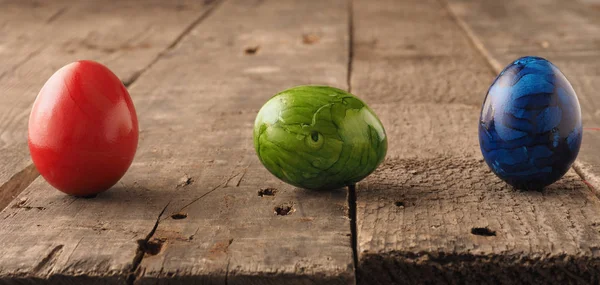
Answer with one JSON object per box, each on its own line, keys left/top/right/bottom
{"left": 346, "top": 0, "right": 360, "bottom": 281}
{"left": 437, "top": 0, "right": 598, "bottom": 195}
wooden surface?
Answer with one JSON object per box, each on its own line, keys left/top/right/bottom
{"left": 130, "top": 0, "right": 354, "bottom": 283}
{"left": 0, "top": 0, "right": 354, "bottom": 284}
{"left": 445, "top": 0, "right": 600, "bottom": 194}
{"left": 354, "top": 0, "right": 600, "bottom": 283}
{"left": 0, "top": 0, "right": 215, "bottom": 210}
{"left": 0, "top": 0, "right": 599, "bottom": 284}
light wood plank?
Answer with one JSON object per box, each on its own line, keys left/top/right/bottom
{"left": 0, "top": 0, "right": 355, "bottom": 283}
{"left": 445, "top": 0, "right": 600, "bottom": 194}
{"left": 353, "top": 0, "right": 600, "bottom": 283}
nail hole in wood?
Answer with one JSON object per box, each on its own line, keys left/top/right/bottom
{"left": 258, "top": 188, "right": 277, "bottom": 197}
{"left": 244, "top": 46, "right": 259, "bottom": 55}
{"left": 394, "top": 201, "right": 405, "bottom": 208}
{"left": 171, "top": 213, "right": 187, "bottom": 220}
{"left": 274, "top": 204, "right": 294, "bottom": 216}
{"left": 471, "top": 227, "right": 496, "bottom": 236}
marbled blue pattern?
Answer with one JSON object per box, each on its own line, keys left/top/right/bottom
{"left": 479, "top": 56, "right": 582, "bottom": 189}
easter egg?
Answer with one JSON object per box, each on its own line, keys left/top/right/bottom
{"left": 253, "top": 86, "right": 387, "bottom": 190}
{"left": 479, "top": 56, "right": 582, "bottom": 189}
{"left": 28, "top": 60, "right": 139, "bottom": 196}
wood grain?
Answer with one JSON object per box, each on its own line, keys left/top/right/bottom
{"left": 445, "top": 0, "right": 600, "bottom": 194}
{"left": 353, "top": 0, "right": 600, "bottom": 283}
{"left": 0, "top": 0, "right": 355, "bottom": 283}
{"left": 0, "top": 0, "right": 217, "bottom": 210}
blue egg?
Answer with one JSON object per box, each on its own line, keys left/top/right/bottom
{"left": 479, "top": 56, "right": 582, "bottom": 189}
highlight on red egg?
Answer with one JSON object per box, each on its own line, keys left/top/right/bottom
{"left": 28, "top": 60, "right": 139, "bottom": 197}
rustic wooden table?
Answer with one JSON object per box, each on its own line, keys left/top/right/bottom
{"left": 1, "top": 0, "right": 599, "bottom": 284}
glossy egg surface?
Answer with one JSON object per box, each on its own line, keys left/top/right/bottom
{"left": 479, "top": 56, "right": 582, "bottom": 189}
{"left": 254, "top": 86, "right": 387, "bottom": 190}
{"left": 28, "top": 60, "right": 139, "bottom": 196}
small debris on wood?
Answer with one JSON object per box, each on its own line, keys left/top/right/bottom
{"left": 16, "top": 197, "right": 27, "bottom": 205}
{"left": 274, "top": 203, "right": 294, "bottom": 216}
{"left": 471, "top": 227, "right": 496, "bottom": 236}
{"left": 12, "top": 197, "right": 45, "bottom": 210}
{"left": 302, "top": 33, "right": 320, "bottom": 44}
{"left": 258, "top": 188, "right": 278, "bottom": 197}
{"left": 177, "top": 174, "right": 194, "bottom": 188}
{"left": 171, "top": 212, "right": 188, "bottom": 220}
{"left": 244, "top": 46, "right": 260, "bottom": 55}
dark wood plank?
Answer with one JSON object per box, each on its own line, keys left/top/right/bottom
{"left": 445, "top": 0, "right": 600, "bottom": 193}
{"left": 0, "top": 0, "right": 217, "bottom": 210}
{"left": 353, "top": 0, "right": 600, "bottom": 283}
{"left": 0, "top": 0, "right": 355, "bottom": 283}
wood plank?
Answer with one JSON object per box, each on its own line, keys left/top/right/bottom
{"left": 132, "top": 0, "right": 353, "bottom": 283}
{"left": 353, "top": 0, "right": 600, "bottom": 283}
{"left": 0, "top": 0, "right": 217, "bottom": 210}
{"left": 0, "top": 0, "right": 355, "bottom": 283}
{"left": 445, "top": 0, "right": 600, "bottom": 193}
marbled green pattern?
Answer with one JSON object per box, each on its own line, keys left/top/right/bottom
{"left": 254, "top": 86, "right": 387, "bottom": 190}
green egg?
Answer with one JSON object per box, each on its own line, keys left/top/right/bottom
{"left": 253, "top": 85, "right": 387, "bottom": 190}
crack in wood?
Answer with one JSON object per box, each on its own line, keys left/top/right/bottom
{"left": 122, "top": 0, "right": 225, "bottom": 88}
{"left": 0, "top": 163, "right": 40, "bottom": 211}
{"left": 46, "top": 7, "right": 68, "bottom": 23}
{"left": 165, "top": 172, "right": 238, "bottom": 221}
{"left": 130, "top": 172, "right": 236, "bottom": 282}
{"left": 235, "top": 164, "right": 250, "bottom": 187}
{"left": 225, "top": 257, "right": 231, "bottom": 285}
{"left": 32, "top": 245, "right": 64, "bottom": 275}
{"left": 347, "top": 184, "right": 359, "bottom": 281}
{"left": 346, "top": 0, "right": 359, "bottom": 283}
{"left": 127, "top": 202, "right": 171, "bottom": 285}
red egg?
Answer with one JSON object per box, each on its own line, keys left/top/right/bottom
{"left": 28, "top": 60, "right": 138, "bottom": 196}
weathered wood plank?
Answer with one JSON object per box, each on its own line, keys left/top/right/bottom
{"left": 0, "top": 0, "right": 354, "bottom": 283}
{"left": 0, "top": 0, "right": 216, "bottom": 210}
{"left": 353, "top": 0, "right": 600, "bottom": 283}
{"left": 131, "top": 0, "right": 353, "bottom": 283}
{"left": 445, "top": 0, "right": 600, "bottom": 193}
